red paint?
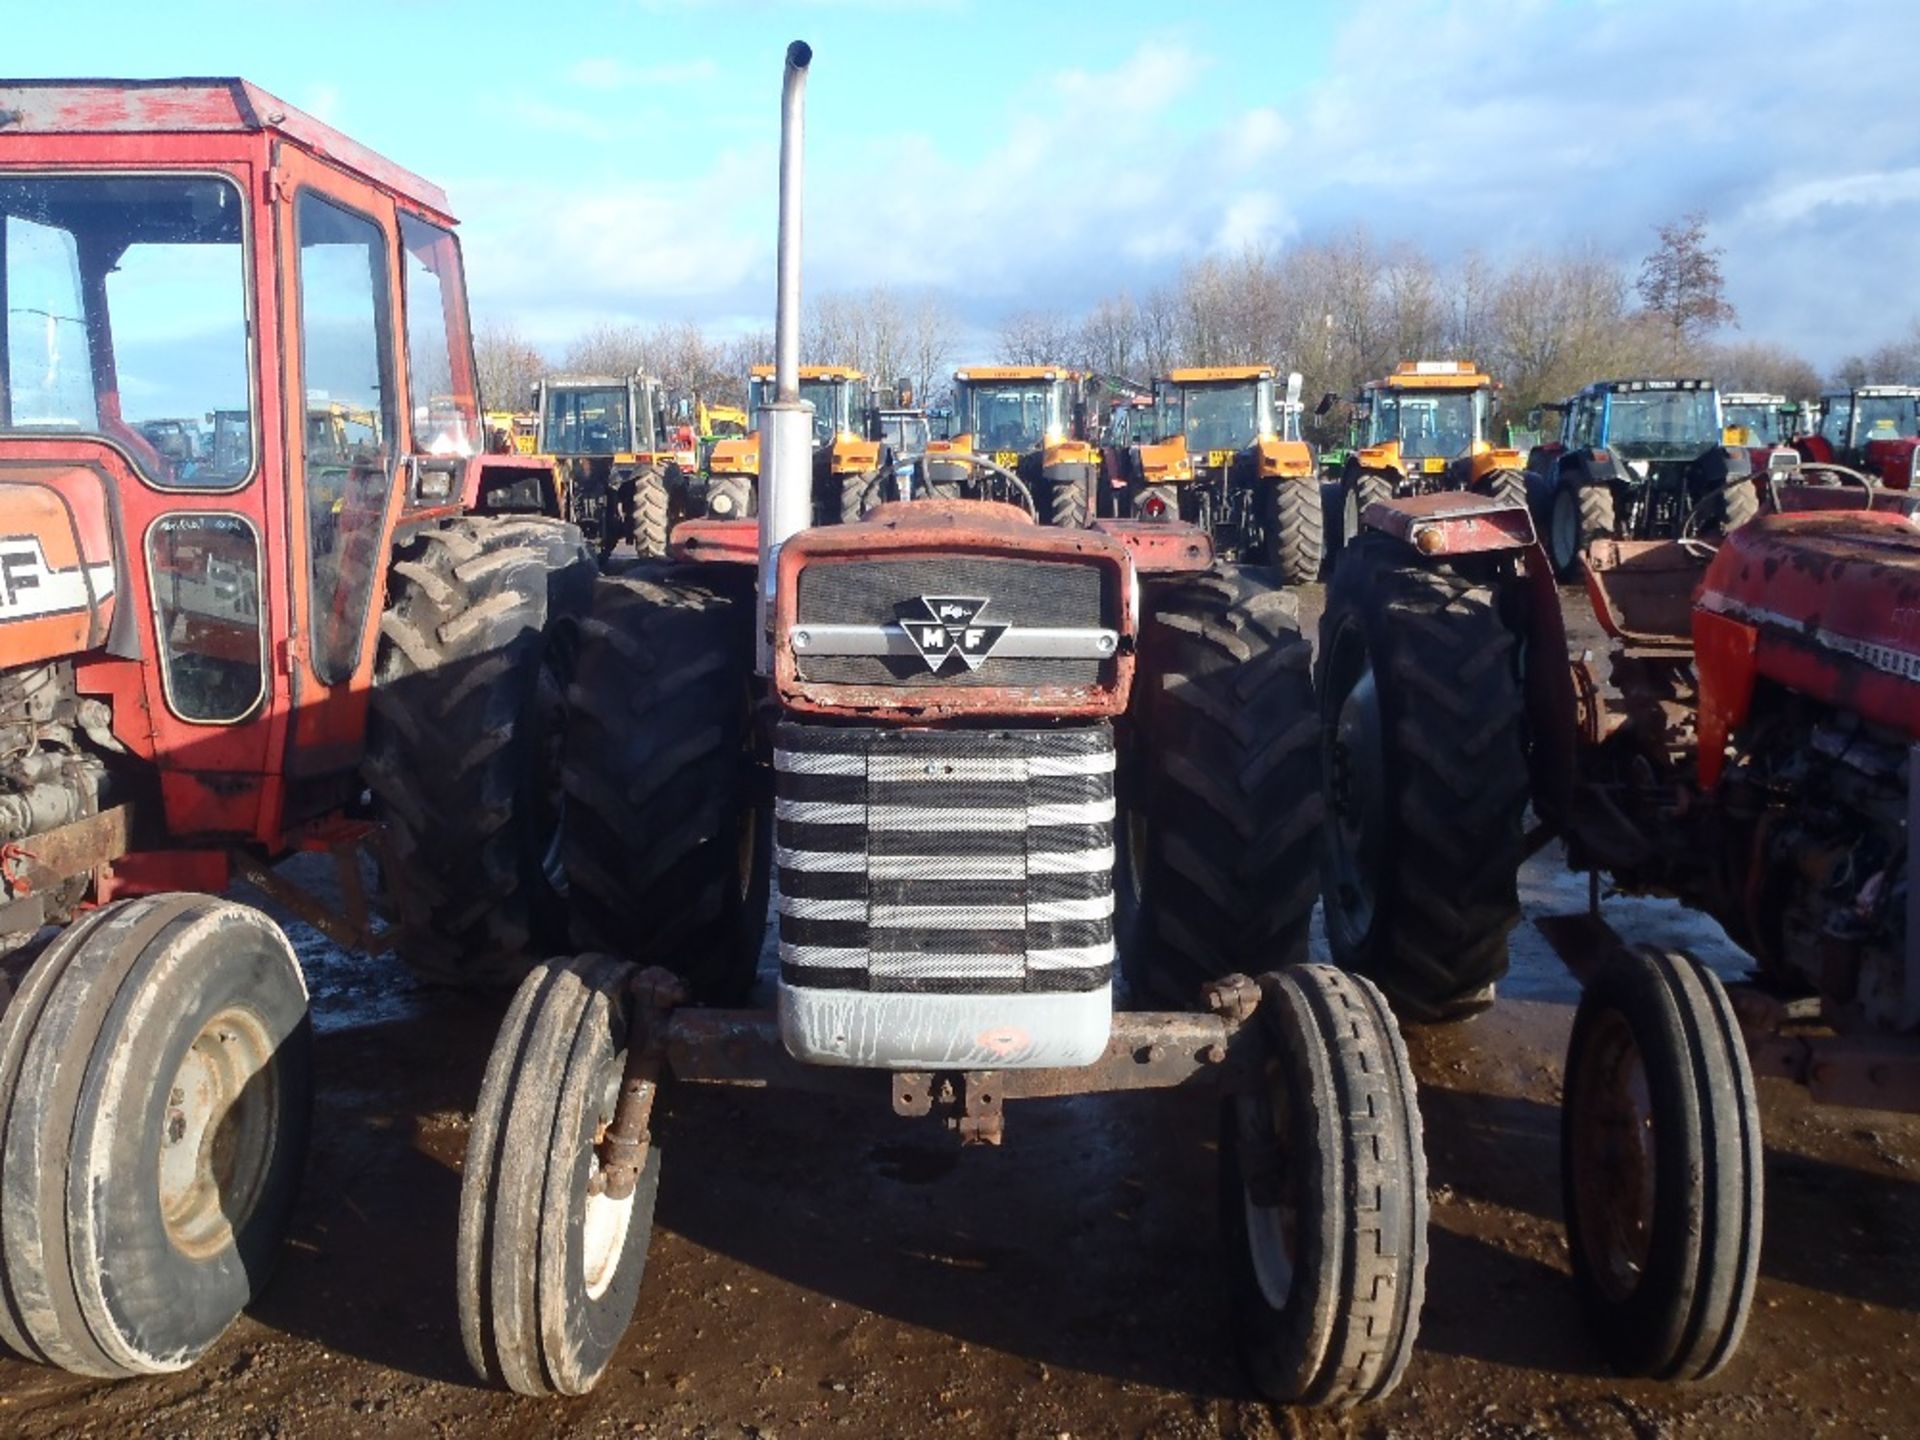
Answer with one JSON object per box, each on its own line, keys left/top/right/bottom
{"left": 1088, "top": 518, "right": 1212, "bottom": 572}
{"left": 669, "top": 518, "right": 758, "bottom": 565}
{"left": 1362, "top": 488, "right": 1536, "bottom": 554}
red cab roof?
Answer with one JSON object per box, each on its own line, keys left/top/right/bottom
{"left": 0, "top": 77, "right": 452, "bottom": 219}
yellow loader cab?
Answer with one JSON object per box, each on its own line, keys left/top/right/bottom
{"left": 1334, "top": 361, "right": 1526, "bottom": 554}
{"left": 531, "top": 371, "right": 680, "bottom": 557}
{"left": 701, "top": 364, "right": 884, "bottom": 524}
{"left": 1129, "top": 366, "right": 1321, "bottom": 582}
{"left": 928, "top": 365, "right": 1099, "bottom": 526}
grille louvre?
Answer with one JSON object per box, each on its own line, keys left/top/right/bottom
{"left": 774, "top": 722, "right": 1115, "bottom": 995}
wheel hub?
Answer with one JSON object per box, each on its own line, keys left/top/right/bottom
{"left": 157, "top": 1007, "right": 279, "bottom": 1260}
{"left": 582, "top": 1062, "right": 638, "bottom": 1301}
{"left": 1237, "top": 1087, "right": 1300, "bottom": 1311}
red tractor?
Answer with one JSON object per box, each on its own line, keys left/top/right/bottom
{"left": 0, "top": 81, "right": 589, "bottom": 1374}
{"left": 453, "top": 44, "right": 1428, "bottom": 1408}
{"left": 1794, "top": 385, "right": 1920, "bottom": 492}
{"left": 1318, "top": 480, "right": 1918, "bottom": 1380}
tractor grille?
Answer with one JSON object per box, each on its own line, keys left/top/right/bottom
{"left": 774, "top": 721, "right": 1115, "bottom": 995}
{"left": 792, "top": 556, "right": 1109, "bottom": 688}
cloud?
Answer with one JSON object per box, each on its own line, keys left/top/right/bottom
{"left": 461, "top": 1, "right": 1920, "bottom": 369}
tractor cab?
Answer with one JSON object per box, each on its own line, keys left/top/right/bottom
{"left": 697, "top": 363, "right": 882, "bottom": 526}
{"left": 923, "top": 365, "right": 1098, "bottom": 525}
{"left": 1329, "top": 362, "right": 1526, "bottom": 564}
{"left": 1126, "top": 367, "right": 1319, "bottom": 576}
{"left": 1797, "top": 386, "right": 1920, "bottom": 490}
{"left": 531, "top": 371, "right": 676, "bottom": 553}
{"left": 1721, "top": 391, "right": 1789, "bottom": 446}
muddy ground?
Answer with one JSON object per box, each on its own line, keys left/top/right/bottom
{"left": 2, "top": 585, "right": 1916, "bottom": 1439}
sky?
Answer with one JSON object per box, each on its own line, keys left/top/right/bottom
{"left": 7, "top": 0, "right": 1918, "bottom": 370}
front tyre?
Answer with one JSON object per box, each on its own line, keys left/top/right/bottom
{"left": 1563, "top": 947, "right": 1762, "bottom": 1380}
{"left": 1223, "top": 964, "right": 1427, "bottom": 1407}
{"left": 458, "top": 956, "right": 659, "bottom": 1396}
{"left": 0, "top": 897, "right": 311, "bottom": 1376}
{"left": 1261, "top": 479, "right": 1325, "bottom": 585}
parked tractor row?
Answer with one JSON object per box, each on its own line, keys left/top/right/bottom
{"left": 0, "top": 47, "right": 1912, "bottom": 1425}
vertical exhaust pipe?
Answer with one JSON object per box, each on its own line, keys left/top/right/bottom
{"left": 758, "top": 39, "right": 814, "bottom": 672}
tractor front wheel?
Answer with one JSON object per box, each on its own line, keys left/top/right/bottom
{"left": 1316, "top": 534, "right": 1527, "bottom": 1020}
{"left": 705, "top": 473, "right": 754, "bottom": 522}
{"left": 1223, "top": 964, "right": 1427, "bottom": 1407}
{"left": 1563, "top": 947, "right": 1761, "bottom": 1380}
{"left": 366, "top": 515, "right": 594, "bottom": 987}
{"left": 1042, "top": 463, "right": 1094, "bottom": 528}
{"left": 0, "top": 897, "right": 311, "bottom": 1376}
{"left": 458, "top": 956, "right": 660, "bottom": 1395}
{"left": 1260, "top": 479, "right": 1324, "bottom": 585}
{"left": 1121, "top": 566, "right": 1319, "bottom": 1006}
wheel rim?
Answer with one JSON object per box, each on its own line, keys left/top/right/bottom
{"left": 157, "top": 1007, "right": 280, "bottom": 1259}
{"left": 1551, "top": 486, "right": 1579, "bottom": 570}
{"left": 582, "top": 1060, "right": 638, "bottom": 1302}
{"left": 1324, "top": 638, "right": 1386, "bottom": 945}
{"left": 1237, "top": 1088, "right": 1300, "bottom": 1311}
{"left": 1568, "top": 1009, "right": 1658, "bottom": 1304}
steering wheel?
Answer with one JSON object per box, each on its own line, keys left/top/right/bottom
{"left": 860, "top": 450, "right": 1038, "bottom": 518}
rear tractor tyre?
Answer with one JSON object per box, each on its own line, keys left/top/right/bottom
{"left": 561, "top": 572, "right": 771, "bottom": 1004}
{"left": 704, "top": 473, "right": 754, "bottom": 522}
{"left": 839, "top": 470, "right": 879, "bottom": 524}
{"left": 1261, "top": 479, "right": 1325, "bottom": 585}
{"left": 0, "top": 896, "right": 311, "bottom": 1376}
{"left": 367, "top": 515, "right": 594, "bottom": 987}
{"left": 1223, "top": 964, "right": 1427, "bottom": 1407}
{"left": 1316, "top": 533, "right": 1527, "bottom": 1020}
{"left": 1121, "top": 566, "right": 1320, "bottom": 1006}
{"left": 458, "top": 956, "right": 660, "bottom": 1396}
{"left": 1563, "top": 947, "right": 1762, "bottom": 1381}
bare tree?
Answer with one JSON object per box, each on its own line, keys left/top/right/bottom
{"left": 903, "top": 291, "right": 958, "bottom": 403}
{"left": 1706, "top": 340, "right": 1823, "bottom": 398}
{"left": 473, "top": 319, "right": 548, "bottom": 413}
{"left": 1636, "top": 213, "right": 1737, "bottom": 363}
{"left": 996, "top": 308, "right": 1075, "bottom": 365}
{"left": 562, "top": 322, "right": 649, "bottom": 377}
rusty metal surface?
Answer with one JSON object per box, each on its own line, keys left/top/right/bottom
{"left": 3, "top": 804, "right": 133, "bottom": 896}
{"left": 229, "top": 845, "right": 392, "bottom": 956}
{"left": 670, "top": 517, "right": 759, "bottom": 565}
{"left": 598, "top": 968, "right": 688, "bottom": 1201}
{"left": 669, "top": 1008, "right": 1245, "bottom": 1111}
{"left": 1361, "top": 488, "right": 1535, "bottom": 554}
{"left": 1696, "top": 511, "right": 1920, "bottom": 745}
{"left": 1582, "top": 539, "right": 1703, "bottom": 646}
{"left": 0, "top": 78, "right": 454, "bottom": 218}
{"left": 771, "top": 502, "right": 1136, "bottom": 719}
{"left": 1088, "top": 518, "right": 1213, "bottom": 573}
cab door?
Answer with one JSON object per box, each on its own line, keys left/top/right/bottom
{"left": 272, "top": 146, "right": 405, "bottom": 787}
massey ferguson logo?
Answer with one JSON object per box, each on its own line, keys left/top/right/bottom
{"left": 0, "top": 535, "right": 115, "bottom": 619}
{"left": 897, "top": 595, "right": 1010, "bottom": 672}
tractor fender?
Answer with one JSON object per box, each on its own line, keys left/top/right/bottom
{"left": 461, "top": 454, "right": 564, "bottom": 516}
{"left": 1253, "top": 436, "right": 1315, "bottom": 481}
{"left": 706, "top": 435, "right": 762, "bottom": 478}
{"left": 1357, "top": 489, "right": 1536, "bottom": 558}
{"left": 0, "top": 470, "right": 119, "bottom": 666}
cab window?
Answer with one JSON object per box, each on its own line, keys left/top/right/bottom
{"left": 297, "top": 192, "right": 395, "bottom": 685}
{"left": 399, "top": 214, "right": 477, "bottom": 457}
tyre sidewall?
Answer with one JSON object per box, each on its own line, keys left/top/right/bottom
{"left": 72, "top": 902, "right": 311, "bottom": 1372}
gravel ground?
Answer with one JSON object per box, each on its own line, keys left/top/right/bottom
{"left": 1, "top": 584, "right": 1914, "bottom": 1439}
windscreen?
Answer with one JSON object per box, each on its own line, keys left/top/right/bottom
{"left": 1368, "top": 390, "right": 1477, "bottom": 460}
{"left": 1, "top": 174, "right": 252, "bottom": 486}
{"left": 1605, "top": 388, "right": 1720, "bottom": 457}
{"left": 960, "top": 382, "right": 1053, "bottom": 452}
{"left": 542, "top": 386, "right": 630, "bottom": 454}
